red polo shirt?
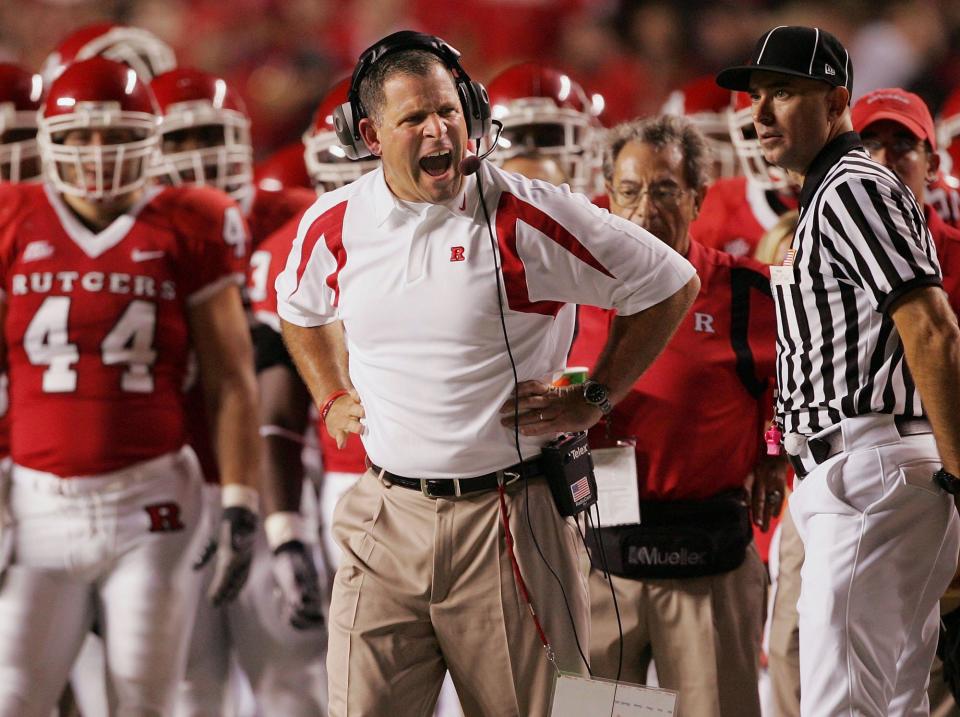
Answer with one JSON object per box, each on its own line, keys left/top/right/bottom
{"left": 570, "top": 239, "right": 778, "bottom": 500}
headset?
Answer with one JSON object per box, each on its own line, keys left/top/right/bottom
{"left": 332, "top": 30, "right": 492, "bottom": 160}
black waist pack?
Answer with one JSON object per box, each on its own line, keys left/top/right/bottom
{"left": 585, "top": 489, "right": 752, "bottom": 579}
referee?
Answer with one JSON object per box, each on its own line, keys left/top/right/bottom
{"left": 718, "top": 26, "right": 960, "bottom": 716}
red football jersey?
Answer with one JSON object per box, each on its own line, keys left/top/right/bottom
{"left": 690, "top": 176, "right": 797, "bottom": 259}
{"left": 185, "top": 185, "right": 312, "bottom": 484}
{"left": 249, "top": 214, "right": 366, "bottom": 475}
{"left": 928, "top": 205, "right": 960, "bottom": 315}
{"left": 0, "top": 183, "right": 238, "bottom": 477}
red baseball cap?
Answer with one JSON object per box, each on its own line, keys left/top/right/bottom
{"left": 851, "top": 88, "right": 936, "bottom": 151}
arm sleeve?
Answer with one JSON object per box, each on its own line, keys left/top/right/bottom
{"left": 493, "top": 182, "right": 697, "bottom": 316}
{"left": 818, "top": 175, "right": 941, "bottom": 314}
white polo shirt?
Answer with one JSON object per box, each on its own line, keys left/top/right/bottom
{"left": 277, "top": 162, "right": 695, "bottom": 478}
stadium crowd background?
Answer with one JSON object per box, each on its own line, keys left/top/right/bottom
{"left": 4, "top": 0, "right": 959, "bottom": 159}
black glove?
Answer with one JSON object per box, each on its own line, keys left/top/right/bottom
{"left": 271, "top": 540, "right": 325, "bottom": 630}
{"left": 194, "top": 506, "right": 259, "bottom": 606}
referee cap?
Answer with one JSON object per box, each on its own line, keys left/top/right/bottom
{"left": 716, "top": 26, "right": 851, "bottom": 93}
{"left": 851, "top": 88, "right": 936, "bottom": 151}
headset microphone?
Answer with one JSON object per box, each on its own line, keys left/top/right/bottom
{"left": 459, "top": 119, "right": 503, "bottom": 176}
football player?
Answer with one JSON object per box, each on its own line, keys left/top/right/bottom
{"left": 146, "top": 66, "right": 327, "bottom": 715}
{"left": 0, "top": 57, "right": 260, "bottom": 716}
{"left": 662, "top": 74, "right": 740, "bottom": 181}
{"left": 41, "top": 21, "right": 177, "bottom": 86}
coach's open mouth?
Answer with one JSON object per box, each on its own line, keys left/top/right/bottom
{"left": 419, "top": 150, "right": 452, "bottom": 177}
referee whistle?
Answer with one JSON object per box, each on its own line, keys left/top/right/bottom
{"left": 764, "top": 423, "right": 783, "bottom": 456}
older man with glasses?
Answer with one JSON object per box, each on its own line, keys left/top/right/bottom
{"left": 583, "top": 113, "right": 785, "bottom": 717}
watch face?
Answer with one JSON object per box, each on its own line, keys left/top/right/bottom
{"left": 584, "top": 382, "right": 607, "bottom": 404}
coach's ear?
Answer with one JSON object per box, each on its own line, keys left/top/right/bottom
{"left": 358, "top": 118, "right": 382, "bottom": 158}
{"left": 827, "top": 86, "right": 850, "bottom": 122}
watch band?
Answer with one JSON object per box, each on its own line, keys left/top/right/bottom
{"left": 934, "top": 467, "right": 960, "bottom": 495}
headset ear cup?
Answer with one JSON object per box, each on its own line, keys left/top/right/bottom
{"left": 458, "top": 81, "right": 491, "bottom": 141}
{"left": 332, "top": 101, "right": 372, "bottom": 160}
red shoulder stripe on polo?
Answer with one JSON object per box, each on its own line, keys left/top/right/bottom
{"left": 495, "top": 192, "right": 614, "bottom": 316}
{"left": 294, "top": 201, "right": 348, "bottom": 306}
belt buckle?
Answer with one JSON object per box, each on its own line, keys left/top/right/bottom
{"left": 420, "top": 478, "right": 460, "bottom": 498}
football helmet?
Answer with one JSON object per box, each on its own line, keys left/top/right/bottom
{"left": 0, "top": 63, "right": 44, "bottom": 182}
{"left": 303, "top": 78, "right": 380, "bottom": 192}
{"left": 662, "top": 75, "right": 738, "bottom": 179}
{"left": 38, "top": 57, "right": 159, "bottom": 200}
{"left": 42, "top": 22, "right": 177, "bottom": 85}
{"left": 937, "top": 87, "right": 960, "bottom": 180}
{"left": 485, "top": 62, "right": 599, "bottom": 194}
{"left": 729, "top": 90, "right": 790, "bottom": 191}
{"left": 149, "top": 68, "right": 253, "bottom": 200}
{"left": 255, "top": 142, "right": 313, "bottom": 193}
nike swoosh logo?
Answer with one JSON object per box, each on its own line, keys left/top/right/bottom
{"left": 132, "top": 249, "right": 165, "bottom": 262}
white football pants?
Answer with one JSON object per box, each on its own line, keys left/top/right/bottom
{"left": 790, "top": 419, "right": 960, "bottom": 717}
{"left": 0, "top": 446, "right": 207, "bottom": 717}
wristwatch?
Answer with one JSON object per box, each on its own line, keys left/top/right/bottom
{"left": 583, "top": 379, "right": 613, "bottom": 416}
{"left": 934, "top": 467, "right": 960, "bottom": 495}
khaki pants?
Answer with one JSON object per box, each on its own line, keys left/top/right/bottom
{"left": 590, "top": 542, "right": 766, "bottom": 717}
{"left": 327, "top": 469, "right": 590, "bottom": 717}
{"left": 768, "top": 506, "right": 802, "bottom": 717}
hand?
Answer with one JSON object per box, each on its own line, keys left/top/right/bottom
{"left": 499, "top": 380, "right": 603, "bottom": 437}
{"left": 271, "top": 540, "right": 325, "bottom": 630}
{"left": 325, "top": 389, "right": 364, "bottom": 449}
{"left": 194, "top": 506, "right": 259, "bottom": 606}
{"left": 749, "top": 453, "right": 787, "bottom": 531}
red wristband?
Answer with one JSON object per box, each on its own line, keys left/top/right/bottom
{"left": 320, "top": 389, "right": 349, "bottom": 424}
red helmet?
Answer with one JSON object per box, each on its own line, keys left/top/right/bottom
{"left": 728, "top": 90, "right": 790, "bottom": 191}
{"left": 485, "top": 63, "right": 599, "bottom": 194}
{"left": 38, "top": 57, "right": 159, "bottom": 199}
{"left": 42, "top": 22, "right": 177, "bottom": 85}
{"left": 0, "top": 63, "right": 44, "bottom": 182}
{"left": 661, "top": 75, "right": 738, "bottom": 180}
{"left": 937, "top": 88, "right": 960, "bottom": 180}
{"left": 149, "top": 68, "right": 253, "bottom": 200}
{"left": 303, "top": 78, "right": 380, "bottom": 192}
{"left": 254, "top": 142, "right": 312, "bottom": 193}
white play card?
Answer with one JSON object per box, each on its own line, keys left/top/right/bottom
{"left": 592, "top": 444, "right": 640, "bottom": 527}
{"left": 550, "top": 672, "right": 677, "bottom": 716}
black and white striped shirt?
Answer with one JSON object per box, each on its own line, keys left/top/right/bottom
{"left": 773, "top": 132, "right": 942, "bottom": 435}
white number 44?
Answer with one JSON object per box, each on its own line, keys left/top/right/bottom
{"left": 24, "top": 297, "right": 158, "bottom": 393}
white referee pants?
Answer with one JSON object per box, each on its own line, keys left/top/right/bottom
{"left": 790, "top": 420, "right": 960, "bottom": 717}
{"left": 0, "top": 447, "right": 208, "bottom": 717}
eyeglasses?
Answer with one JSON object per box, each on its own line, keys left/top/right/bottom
{"left": 861, "top": 137, "right": 925, "bottom": 156}
{"left": 609, "top": 183, "right": 690, "bottom": 209}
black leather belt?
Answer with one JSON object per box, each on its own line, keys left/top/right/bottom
{"left": 369, "top": 458, "right": 542, "bottom": 498}
{"left": 787, "top": 416, "right": 931, "bottom": 478}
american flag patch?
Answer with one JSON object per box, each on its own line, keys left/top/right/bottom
{"left": 783, "top": 249, "right": 796, "bottom": 266}
{"left": 570, "top": 476, "right": 591, "bottom": 503}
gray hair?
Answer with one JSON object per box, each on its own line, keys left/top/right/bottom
{"left": 358, "top": 49, "right": 448, "bottom": 125}
{"left": 602, "top": 114, "right": 711, "bottom": 190}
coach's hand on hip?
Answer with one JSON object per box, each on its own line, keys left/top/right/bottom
{"left": 499, "top": 379, "right": 603, "bottom": 436}
{"left": 325, "top": 389, "right": 365, "bottom": 449}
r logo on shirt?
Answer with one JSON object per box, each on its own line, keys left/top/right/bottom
{"left": 450, "top": 246, "right": 466, "bottom": 262}
{"left": 144, "top": 502, "right": 185, "bottom": 533}
{"left": 694, "top": 312, "right": 716, "bottom": 334}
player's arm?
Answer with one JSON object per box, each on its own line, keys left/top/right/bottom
{"left": 504, "top": 274, "right": 700, "bottom": 435}
{"left": 891, "top": 285, "right": 960, "bottom": 480}
{"left": 254, "top": 322, "right": 325, "bottom": 629}
{"left": 189, "top": 282, "right": 262, "bottom": 604}
{"left": 280, "top": 319, "right": 363, "bottom": 449}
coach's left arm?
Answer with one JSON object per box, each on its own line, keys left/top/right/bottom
{"left": 891, "top": 285, "right": 960, "bottom": 481}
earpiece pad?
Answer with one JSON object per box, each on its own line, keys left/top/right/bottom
{"left": 332, "top": 101, "right": 372, "bottom": 160}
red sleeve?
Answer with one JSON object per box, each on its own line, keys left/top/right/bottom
{"left": 168, "top": 186, "right": 248, "bottom": 304}
{"left": 0, "top": 184, "right": 25, "bottom": 296}
{"left": 249, "top": 212, "right": 303, "bottom": 328}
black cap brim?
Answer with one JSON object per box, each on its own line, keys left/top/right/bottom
{"left": 716, "top": 65, "right": 841, "bottom": 92}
